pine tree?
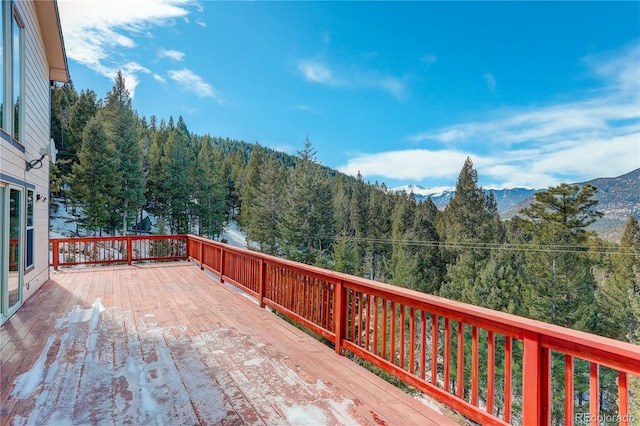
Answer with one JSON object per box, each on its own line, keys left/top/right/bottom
{"left": 68, "top": 117, "right": 121, "bottom": 235}
{"left": 349, "top": 172, "right": 369, "bottom": 276}
{"left": 412, "top": 198, "right": 445, "bottom": 294}
{"left": 247, "top": 153, "right": 285, "bottom": 254}
{"left": 102, "top": 71, "right": 145, "bottom": 235}
{"left": 364, "top": 182, "right": 393, "bottom": 281}
{"left": 332, "top": 174, "right": 352, "bottom": 234}
{"left": 238, "top": 144, "right": 264, "bottom": 228}
{"left": 50, "top": 83, "right": 78, "bottom": 171}
{"left": 68, "top": 89, "right": 99, "bottom": 165}
{"left": 388, "top": 192, "right": 418, "bottom": 289}
{"left": 164, "top": 120, "right": 194, "bottom": 234}
{"left": 146, "top": 118, "right": 171, "bottom": 222}
{"left": 279, "top": 136, "right": 334, "bottom": 264}
{"left": 519, "top": 183, "right": 602, "bottom": 331}
{"left": 192, "top": 136, "right": 226, "bottom": 239}
{"left": 439, "top": 157, "right": 504, "bottom": 301}
{"left": 332, "top": 229, "right": 357, "bottom": 274}
{"left": 596, "top": 216, "right": 640, "bottom": 341}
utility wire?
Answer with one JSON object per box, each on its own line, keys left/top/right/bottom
{"left": 333, "top": 236, "right": 640, "bottom": 257}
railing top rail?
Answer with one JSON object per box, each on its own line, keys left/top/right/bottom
{"left": 187, "top": 234, "right": 640, "bottom": 373}
{"left": 50, "top": 235, "right": 188, "bottom": 243}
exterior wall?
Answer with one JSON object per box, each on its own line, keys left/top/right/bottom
{"left": 0, "top": 0, "right": 55, "bottom": 310}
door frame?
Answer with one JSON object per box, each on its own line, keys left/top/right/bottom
{"left": 1, "top": 183, "right": 24, "bottom": 322}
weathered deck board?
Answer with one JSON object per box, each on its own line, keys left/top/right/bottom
{"left": 1, "top": 262, "right": 461, "bottom": 425}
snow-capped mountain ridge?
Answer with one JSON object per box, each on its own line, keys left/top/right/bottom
{"left": 390, "top": 184, "right": 541, "bottom": 213}
{"left": 390, "top": 184, "right": 455, "bottom": 199}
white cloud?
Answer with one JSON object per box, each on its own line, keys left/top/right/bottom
{"left": 58, "top": 0, "right": 193, "bottom": 96}
{"left": 297, "top": 59, "right": 406, "bottom": 99}
{"left": 421, "top": 54, "right": 437, "bottom": 64}
{"left": 339, "top": 149, "right": 472, "bottom": 181}
{"left": 297, "top": 60, "right": 337, "bottom": 85}
{"left": 483, "top": 73, "right": 496, "bottom": 94}
{"left": 345, "top": 43, "right": 640, "bottom": 188}
{"left": 153, "top": 73, "right": 166, "bottom": 83}
{"left": 168, "top": 68, "right": 217, "bottom": 99}
{"left": 158, "top": 48, "right": 186, "bottom": 61}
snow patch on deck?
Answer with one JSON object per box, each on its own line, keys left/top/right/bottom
{"left": 9, "top": 298, "right": 363, "bottom": 425}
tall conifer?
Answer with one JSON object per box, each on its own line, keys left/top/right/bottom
{"left": 102, "top": 71, "right": 145, "bottom": 235}
{"left": 68, "top": 117, "right": 121, "bottom": 235}
{"left": 279, "top": 136, "right": 334, "bottom": 264}
{"left": 519, "top": 183, "right": 602, "bottom": 330}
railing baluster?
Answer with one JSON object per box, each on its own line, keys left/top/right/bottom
{"left": 457, "top": 321, "right": 464, "bottom": 399}
{"left": 564, "top": 354, "right": 574, "bottom": 426}
{"left": 504, "top": 336, "right": 512, "bottom": 424}
{"left": 431, "top": 314, "right": 438, "bottom": 386}
{"left": 381, "top": 299, "right": 387, "bottom": 361}
{"left": 420, "top": 311, "right": 426, "bottom": 380}
{"left": 487, "top": 330, "right": 495, "bottom": 415}
{"left": 541, "top": 347, "right": 551, "bottom": 424}
{"left": 390, "top": 301, "right": 396, "bottom": 365}
{"left": 590, "top": 362, "right": 599, "bottom": 425}
{"left": 444, "top": 317, "right": 450, "bottom": 393}
{"left": 373, "top": 296, "right": 379, "bottom": 356}
{"left": 333, "top": 279, "right": 345, "bottom": 355}
{"left": 618, "top": 371, "right": 629, "bottom": 426}
{"left": 365, "top": 295, "right": 372, "bottom": 351}
{"left": 350, "top": 291, "right": 357, "bottom": 343}
{"left": 399, "top": 304, "right": 405, "bottom": 369}
{"left": 522, "top": 330, "right": 541, "bottom": 425}
{"left": 471, "top": 326, "right": 478, "bottom": 406}
{"left": 409, "top": 307, "right": 415, "bottom": 375}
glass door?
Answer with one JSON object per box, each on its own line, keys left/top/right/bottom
{"left": 8, "top": 187, "right": 22, "bottom": 310}
{"left": 1, "top": 185, "right": 23, "bottom": 319}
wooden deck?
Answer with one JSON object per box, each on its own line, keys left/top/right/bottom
{"left": 1, "top": 262, "right": 461, "bottom": 425}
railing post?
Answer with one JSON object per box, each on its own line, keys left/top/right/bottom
{"left": 333, "top": 279, "right": 346, "bottom": 355}
{"left": 199, "top": 240, "right": 204, "bottom": 270}
{"left": 52, "top": 239, "right": 59, "bottom": 270}
{"left": 258, "top": 259, "right": 265, "bottom": 308}
{"left": 127, "top": 237, "right": 133, "bottom": 265}
{"left": 522, "top": 330, "right": 545, "bottom": 426}
{"left": 219, "top": 247, "right": 225, "bottom": 283}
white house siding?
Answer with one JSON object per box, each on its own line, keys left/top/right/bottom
{"left": 1, "top": 0, "right": 56, "bottom": 304}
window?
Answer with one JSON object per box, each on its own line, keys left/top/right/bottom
{"left": 12, "top": 8, "right": 23, "bottom": 141}
{"left": 0, "top": 3, "right": 4, "bottom": 131}
{"left": 26, "top": 190, "right": 33, "bottom": 269}
{"left": 0, "top": 4, "right": 24, "bottom": 140}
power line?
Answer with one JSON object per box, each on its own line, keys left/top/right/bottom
{"left": 333, "top": 236, "right": 640, "bottom": 257}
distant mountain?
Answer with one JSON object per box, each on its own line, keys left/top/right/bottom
{"left": 393, "top": 168, "right": 639, "bottom": 242}
{"left": 502, "top": 169, "right": 640, "bottom": 241}
{"left": 391, "top": 185, "right": 540, "bottom": 213}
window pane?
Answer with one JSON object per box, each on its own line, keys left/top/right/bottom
{"left": 9, "top": 188, "right": 21, "bottom": 308}
{"left": 26, "top": 190, "right": 33, "bottom": 268}
{"left": 12, "top": 11, "right": 22, "bottom": 141}
{"left": 27, "top": 190, "right": 33, "bottom": 226}
{"left": 0, "top": 4, "right": 4, "bottom": 131}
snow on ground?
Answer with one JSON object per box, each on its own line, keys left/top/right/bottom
{"left": 50, "top": 197, "right": 248, "bottom": 248}
{"left": 221, "top": 219, "right": 248, "bottom": 248}
{"left": 49, "top": 198, "right": 82, "bottom": 238}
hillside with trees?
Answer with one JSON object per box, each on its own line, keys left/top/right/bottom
{"left": 51, "top": 77, "right": 639, "bottom": 422}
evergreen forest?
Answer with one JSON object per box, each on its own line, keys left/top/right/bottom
{"left": 50, "top": 75, "right": 639, "bottom": 423}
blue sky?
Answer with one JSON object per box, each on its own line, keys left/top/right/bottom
{"left": 57, "top": 1, "right": 639, "bottom": 190}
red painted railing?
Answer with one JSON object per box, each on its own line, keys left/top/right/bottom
{"left": 51, "top": 235, "right": 640, "bottom": 425}
{"left": 50, "top": 235, "right": 188, "bottom": 269}
{"left": 9, "top": 238, "right": 19, "bottom": 270}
